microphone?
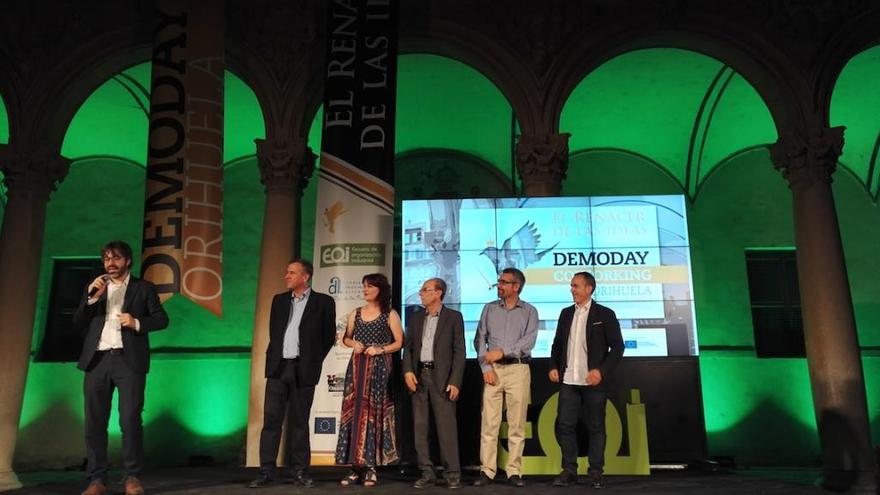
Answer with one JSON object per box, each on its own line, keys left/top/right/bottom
{"left": 88, "top": 274, "right": 111, "bottom": 297}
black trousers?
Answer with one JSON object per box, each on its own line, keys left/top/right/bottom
{"left": 556, "top": 383, "right": 607, "bottom": 475}
{"left": 84, "top": 351, "right": 146, "bottom": 482}
{"left": 411, "top": 368, "right": 460, "bottom": 477}
{"left": 259, "top": 358, "right": 316, "bottom": 474}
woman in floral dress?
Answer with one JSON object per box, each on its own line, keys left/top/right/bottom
{"left": 335, "top": 273, "right": 403, "bottom": 487}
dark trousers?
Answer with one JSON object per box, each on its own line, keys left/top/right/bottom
{"left": 259, "top": 358, "right": 316, "bottom": 474}
{"left": 412, "top": 368, "right": 460, "bottom": 477}
{"left": 84, "top": 351, "right": 146, "bottom": 482}
{"left": 556, "top": 383, "right": 607, "bottom": 475}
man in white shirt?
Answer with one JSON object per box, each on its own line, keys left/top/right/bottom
{"left": 72, "top": 241, "right": 169, "bottom": 495}
{"left": 548, "top": 272, "right": 624, "bottom": 489}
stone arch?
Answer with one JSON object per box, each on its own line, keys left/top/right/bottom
{"left": 560, "top": 49, "right": 776, "bottom": 199}
{"left": 547, "top": 24, "right": 809, "bottom": 136}
{"left": 813, "top": 9, "right": 880, "bottom": 128}
{"left": 60, "top": 60, "right": 264, "bottom": 167}
{"left": 829, "top": 44, "right": 880, "bottom": 200}
{"left": 19, "top": 27, "right": 278, "bottom": 155}
{"left": 563, "top": 148, "right": 683, "bottom": 198}
{"left": 400, "top": 20, "right": 539, "bottom": 133}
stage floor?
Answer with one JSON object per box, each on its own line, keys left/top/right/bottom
{"left": 15, "top": 466, "right": 823, "bottom": 494}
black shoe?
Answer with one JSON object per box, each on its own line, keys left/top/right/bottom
{"left": 413, "top": 471, "right": 437, "bottom": 489}
{"left": 552, "top": 470, "right": 577, "bottom": 487}
{"left": 473, "top": 471, "right": 493, "bottom": 487}
{"left": 588, "top": 472, "right": 606, "bottom": 489}
{"left": 290, "top": 470, "right": 315, "bottom": 488}
{"left": 447, "top": 477, "right": 462, "bottom": 489}
{"left": 509, "top": 475, "right": 526, "bottom": 487}
{"left": 249, "top": 473, "right": 274, "bottom": 488}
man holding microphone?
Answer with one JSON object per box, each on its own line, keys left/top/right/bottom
{"left": 73, "top": 241, "right": 169, "bottom": 495}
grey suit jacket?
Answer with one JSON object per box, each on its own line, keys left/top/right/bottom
{"left": 402, "top": 306, "right": 466, "bottom": 392}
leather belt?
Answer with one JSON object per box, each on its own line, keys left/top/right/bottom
{"left": 496, "top": 357, "right": 530, "bottom": 365}
{"left": 419, "top": 361, "right": 435, "bottom": 369}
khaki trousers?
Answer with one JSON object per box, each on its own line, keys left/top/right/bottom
{"left": 479, "top": 363, "right": 530, "bottom": 478}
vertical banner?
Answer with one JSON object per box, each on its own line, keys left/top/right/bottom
{"left": 309, "top": 0, "right": 399, "bottom": 464}
{"left": 143, "top": 0, "right": 225, "bottom": 315}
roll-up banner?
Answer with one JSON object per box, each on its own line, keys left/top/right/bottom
{"left": 143, "top": 0, "right": 225, "bottom": 316}
{"left": 309, "top": 0, "right": 399, "bottom": 464}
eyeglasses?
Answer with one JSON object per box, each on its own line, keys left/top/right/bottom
{"left": 418, "top": 287, "right": 437, "bottom": 293}
{"left": 497, "top": 279, "right": 516, "bottom": 286}
{"left": 103, "top": 255, "right": 125, "bottom": 262}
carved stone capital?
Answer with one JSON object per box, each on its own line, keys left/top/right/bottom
{"left": 0, "top": 147, "right": 71, "bottom": 201}
{"left": 515, "top": 133, "right": 571, "bottom": 188}
{"left": 770, "top": 127, "right": 844, "bottom": 189}
{"left": 255, "top": 137, "right": 316, "bottom": 196}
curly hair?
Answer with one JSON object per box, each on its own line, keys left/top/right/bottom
{"left": 362, "top": 273, "right": 392, "bottom": 313}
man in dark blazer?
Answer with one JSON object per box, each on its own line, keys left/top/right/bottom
{"left": 72, "top": 241, "right": 169, "bottom": 495}
{"left": 548, "top": 271, "right": 624, "bottom": 489}
{"left": 250, "top": 259, "right": 336, "bottom": 488}
{"left": 402, "top": 277, "right": 466, "bottom": 489}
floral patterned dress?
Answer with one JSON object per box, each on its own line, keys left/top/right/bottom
{"left": 334, "top": 308, "right": 399, "bottom": 466}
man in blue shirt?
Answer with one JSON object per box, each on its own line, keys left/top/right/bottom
{"left": 250, "top": 259, "right": 336, "bottom": 488}
{"left": 472, "top": 267, "right": 538, "bottom": 488}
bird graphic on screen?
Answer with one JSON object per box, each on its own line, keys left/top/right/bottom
{"left": 480, "top": 221, "right": 559, "bottom": 273}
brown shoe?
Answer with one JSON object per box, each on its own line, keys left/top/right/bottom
{"left": 125, "top": 476, "right": 145, "bottom": 495}
{"left": 82, "top": 480, "right": 108, "bottom": 495}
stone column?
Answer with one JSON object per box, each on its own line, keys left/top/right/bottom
{"left": 245, "top": 136, "right": 315, "bottom": 467}
{"left": 770, "top": 127, "right": 877, "bottom": 493}
{"left": 515, "top": 132, "right": 570, "bottom": 197}
{"left": 0, "top": 148, "right": 70, "bottom": 491}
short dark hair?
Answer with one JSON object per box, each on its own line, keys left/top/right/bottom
{"left": 289, "top": 258, "right": 314, "bottom": 278}
{"left": 363, "top": 273, "right": 392, "bottom": 313}
{"left": 574, "top": 271, "right": 596, "bottom": 293}
{"left": 501, "top": 267, "right": 525, "bottom": 293}
{"left": 102, "top": 240, "right": 133, "bottom": 262}
{"left": 429, "top": 277, "right": 447, "bottom": 301}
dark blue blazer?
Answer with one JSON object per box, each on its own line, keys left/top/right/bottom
{"left": 549, "top": 301, "right": 625, "bottom": 388}
{"left": 264, "top": 289, "right": 337, "bottom": 386}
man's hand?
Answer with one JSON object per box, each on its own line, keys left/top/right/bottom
{"left": 446, "top": 384, "right": 460, "bottom": 401}
{"left": 484, "top": 349, "right": 504, "bottom": 363}
{"left": 118, "top": 313, "right": 138, "bottom": 331}
{"left": 586, "top": 369, "right": 602, "bottom": 386}
{"left": 88, "top": 276, "right": 108, "bottom": 300}
{"left": 483, "top": 370, "right": 498, "bottom": 386}
{"left": 548, "top": 369, "right": 560, "bottom": 383}
{"left": 352, "top": 340, "right": 366, "bottom": 354}
{"left": 404, "top": 372, "right": 418, "bottom": 392}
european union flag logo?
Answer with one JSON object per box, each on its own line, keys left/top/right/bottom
{"left": 315, "top": 417, "right": 336, "bottom": 434}
{"left": 624, "top": 340, "right": 638, "bottom": 349}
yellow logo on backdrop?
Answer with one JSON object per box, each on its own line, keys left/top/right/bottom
{"left": 498, "top": 389, "right": 650, "bottom": 475}
{"left": 323, "top": 200, "right": 348, "bottom": 233}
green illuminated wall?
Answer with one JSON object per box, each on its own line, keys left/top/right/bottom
{"left": 61, "top": 63, "right": 264, "bottom": 165}
{"left": 561, "top": 48, "right": 776, "bottom": 197}
{"left": 561, "top": 48, "right": 879, "bottom": 464}
{"left": 14, "top": 48, "right": 880, "bottom": 469}
{"left": 831, "top": 45, "right": 880, "bottom": 198}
